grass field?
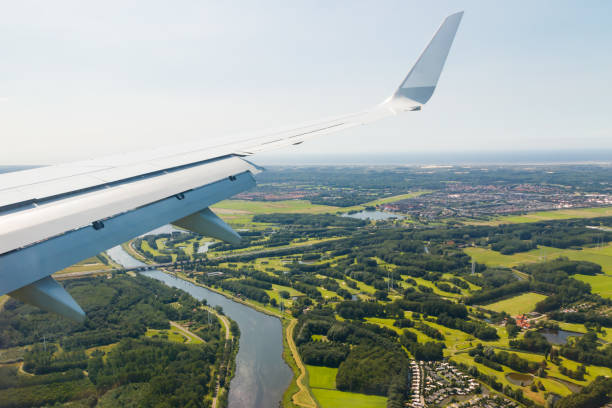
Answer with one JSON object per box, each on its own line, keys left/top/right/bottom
{"left": 144, "top": 329, "right": 186, "bottom": 343}
{"left": 551, "top": 322, "right": 612, "bottom": 343}
{"left": 470, "top": 206, "right": 612, "bottom": 225}
{"left": 573, "top": 274, "right": 612, "bottom": 299}
{"left": 211, "top": 199, "right": 340, "bottom": 225}
{"left": 464, "top": 245, "right": 612, "bottom": 299}
{"left": 311, "top": 389, "right": 387, "bottom": 408}
{"left": 306, "top": 365, "right": 387, "bottom": 408}
{"left": 340, "top": 191, "right": 432, "bottom": 212}
{"left": 211, "top": 192, "right": 431, "bottom": 225}
{"left": 55, "top": 256, "right": 115, "bottom": 274}
{"left": 464, "top": 244, "right": 612, "bottom": 275}
{"left": 398, "top": 275, "right": 463, "bottom": 299}
{"left": 307, "top": 365, "right": 337, "bottom": 389}
{"left": 483, "top": 292, "right": 548, "bottom": 316}
{"left": 451, "top": 353, "right": 571, "bottom": 405}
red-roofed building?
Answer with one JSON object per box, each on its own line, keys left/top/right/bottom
{"left": 515, "top": 314, "right": 530, "bottom": 329}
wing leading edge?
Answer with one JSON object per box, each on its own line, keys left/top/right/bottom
{"left": 0, "top": 12, "right": 463, "bottom": 321}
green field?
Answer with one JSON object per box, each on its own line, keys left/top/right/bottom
{"left": 553, "top": 321, "right": 612, "bottom": 343}
{"left": 307, "top": 365, "right": 387, "bottom": 408}
{"left": 55, "top": 255, "right": 115, "bottom": 274}
{"left": 340, "top": 191, "right": 432, "bottom": 212}
{"left": 482, "top": 292, "right": 548, "bottom": 316}
{"left": 573, "top": 274, "right": 612, "bottom": 299}
{"left": 144, "top": 329, "right": 186, "bottom": 343}
{"left": 398, "top": 275, "right": 463, "bottom": 298}
{"left": 471, "top": 206, "right": 612, "bottom": 225}
{"left": 307, "top": 365, "right": 337, "bottom": 389}
{"left": 464, "top": 244, "right": 612, "bottom": 275}
{"left": 311, "top": 389, "right": 387, "bottom": 408}
{"left": 366, "top": 191, "right": 431, "bottom": 205}
{"left": 211, "top": 199, "right": 339, "bottom": 225}
{"left": 211, "top": 192, "right": 431, "bottom": 224}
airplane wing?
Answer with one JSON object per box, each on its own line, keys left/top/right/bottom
{"left": 0, "top": 12, "right": 463, "bottom": 321}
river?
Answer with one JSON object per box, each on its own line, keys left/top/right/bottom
{"left": 106, "top": 245, "right": 292, "bottom": 408}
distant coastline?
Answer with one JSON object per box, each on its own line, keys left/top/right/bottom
{"left": 3, "top": 150, "right": 612, "bottom": 172}
{"left": 254, "top": 149, "right": 612, "bottom": 166}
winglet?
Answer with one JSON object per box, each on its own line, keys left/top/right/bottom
{"left": 385, "top": 11, "right": 463, "bottom": 111}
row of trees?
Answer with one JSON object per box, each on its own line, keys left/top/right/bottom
{"left": 469, "top": 344, "right": 539, "bottom": 373}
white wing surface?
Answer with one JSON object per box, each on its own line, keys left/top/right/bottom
{"left": 0, "top": 12, "right": 463, "bottom": 321}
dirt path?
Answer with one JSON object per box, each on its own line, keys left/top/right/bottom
{"left": 18, "top": 361, "right": 33, "bottom": 376}
{"left": 0, "top": 295, "right": 9, "bottom": 312}
{"left": 209, "top": 309, "right": 232, "bottom": 408}
{"left": 215, "top": 312, "right": 231, "bottom": 340}
{"left": 287, "top": 319, "right": 317, "bottom": 408}
{"left": 169, "top": 321, "right": 205, "bottom": 344}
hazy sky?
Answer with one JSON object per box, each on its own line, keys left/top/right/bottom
{"left": 1, "top": 1, "right": 611, "bottom": 165}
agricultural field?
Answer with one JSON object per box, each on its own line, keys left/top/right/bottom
{"left": 482, "top": 292, "right": 548, "bottom": 316}
{"left": 306, "top": 366, "right": 387, "bottom": 408}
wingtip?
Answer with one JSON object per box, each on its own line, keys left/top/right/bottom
{"left": 385, "top": 10, "right": 463, "bottom": 108}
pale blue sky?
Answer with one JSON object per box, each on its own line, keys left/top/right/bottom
{"left": 1, "top": 1, "right": 611, "bottom": 164}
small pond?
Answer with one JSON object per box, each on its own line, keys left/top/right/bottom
{"left": 538, "top": 328, "right": 585, "bottom": 345}
{"left": 550, "top": 377, "right": 583, "bottom": 393}
{"left": 505, "top": 372, "right": 534, "bottom": 386}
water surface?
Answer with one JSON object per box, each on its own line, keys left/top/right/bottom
{"left": 538, "top": 328, "right": 585, "bottom": 345}
{"left": 505, "top": 372, "right": 533, "bottom": 386}
{"left": 343, "top": 210, "right": 403, "bottom": 220}
{"left": 106, "top": 245, "right": 292, "bottom": 408}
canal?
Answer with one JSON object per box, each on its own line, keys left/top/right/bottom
{"left": 106, "top": 245, "right": 292, "bottom": 408}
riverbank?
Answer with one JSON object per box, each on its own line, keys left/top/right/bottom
{"left": 118, "top": 239, "right": 318, "bottom": 407}
{"left": 108, "top": 244, "right": 292, "bottom": 408}
{"left": 168, "top": 270, "right": 319, "bottom": 408}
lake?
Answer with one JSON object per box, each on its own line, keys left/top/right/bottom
{"left": 342, "top": 210, "right": 403, "bottom": 220}
{"left": 106, "top": 245, "right": 292, "bottom": 408}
